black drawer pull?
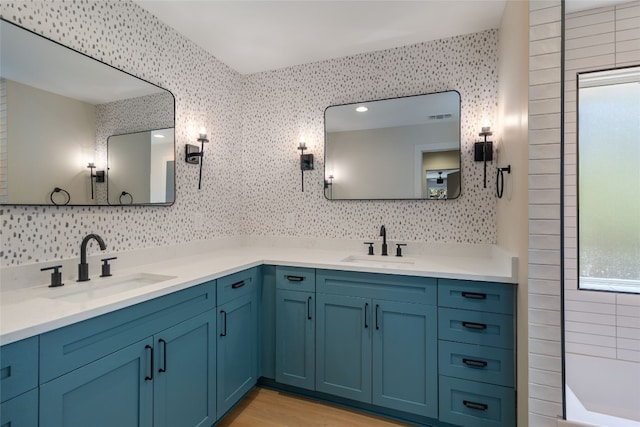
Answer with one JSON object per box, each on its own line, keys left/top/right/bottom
{"left": 144, "top": 345, "right": 154, "bottom": 381}
{"left": 462, "top": 358, "right": 488, "bottom": 368}
{"left": 463, "top": 400, "right": 488, "bottom": 411}
{"left": 364, "top": 303, "right": 369, "bottom": 329}
{"left": 286, "top": 275, "right": 305, "bottom": 282}
{"left": 220, "top": 310, "right": 227, "bottom": 337}
{"left": 462, "top": 321, "right": 487, "bottom": 330}
{"left": 307, "top": 296, "right": 312, "bottom": 320}
{"left": 158, "top": 339, "right": 167, "bottom": 373}
{"left": 462, "top": 291, "right": 487, "bottom": 300}
{"left": 231, "top": 280, "right": 245, "bottom": 289}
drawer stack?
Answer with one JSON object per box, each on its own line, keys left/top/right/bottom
{"left": 437, "top": 279, "right": 516, "bottom": 427}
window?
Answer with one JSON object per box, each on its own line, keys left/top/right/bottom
{"left": 577, "top": 66, "right": 640, "bottom": 293}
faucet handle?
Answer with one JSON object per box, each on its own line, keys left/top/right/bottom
{"left": 100, "top": 257, "right": 118, "bottom": 278}
{"left": 41, "top": 265, "right": 64, "bottom": 288}
{"left": 363, "top": 242, "right": 375, "bottom": 255}
{"left": 395, "top": 244, "right": 407, "bottom": 257}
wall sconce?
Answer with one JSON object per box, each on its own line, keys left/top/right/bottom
{"left": 87, "top": 162, "right": 105, "bottom": 199}
{"left": 297, "top": 139, "right": 314, "bottom": 192}
{"left": 324, "top": 174, "right": 334, "bottom": 199}
{"left": 474, "top": 126, "right": 493, "bottom": 188}
{"left": 185, "top": 127, "right": 209, "bottom": 190}
{"left": 436, "top": 172, "right": 444, "bottom": 184}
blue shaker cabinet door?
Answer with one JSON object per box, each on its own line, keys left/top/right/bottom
{"left": 217, "top": 292, "right": 258, "bottom": 419}
{"left": 315, "top": 293, "right": 371, "bottom": 403}
{"left": 153, "top": 311, "right": 216, "bottom": 427}
{"left": 0, "top": 389, "right": 38, "bottom": 427}
{"left": 40, "top": 338, "right": 153, "bottom": 427}
{"left": 275, "top": 290, "right": 315, "bottom": 390}
{"left": 372, "top": 300, "right": 438, "bottom": 418}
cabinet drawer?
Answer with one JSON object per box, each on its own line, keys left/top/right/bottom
{"left": 217, "top": 268, "right": 258, "bottom": 306}
{"left": 40, "top": 281, "right": 216, "bottom": 383}
{"left": 275, "top": 266, "right": 315, "bottom": 292}
{"left": 316, "top": 269, "right": 436, "bottom": 304}
{"left": 1, "top": 388, "right": 38, "bottom": 427}
{"left": 0, "top": 337, "right": 38, "bottom": 402}
{"left": 438, "top": 341, "right": 514, "bottom": 387}
{"left": 438, "top": 308, "right": 514, "bottom": 349}
{"left": 438, "top": 279, "right": 515, "bottom": 315}
{"left": 439, "top": 376, "right": 515, "bottom": 427}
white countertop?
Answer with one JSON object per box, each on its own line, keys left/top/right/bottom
{"left": 0, "top": 242, "right": 517, "bottom": 346}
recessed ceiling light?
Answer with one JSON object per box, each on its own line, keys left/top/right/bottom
{"left": 355, "top": 106, "right": 368, "bottom": 112}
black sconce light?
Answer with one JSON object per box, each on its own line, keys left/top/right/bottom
{"left": 298, "top": 139, "right": 314, "bottom": 192}
{"left": 436, "top": 172, "right": 444, "bottom": 184}
{"left": 87, "top": 162, "right": 105, "bottom": 200}
{"left": 185, "top": 128, "right": 209, "bottom": 190}
{"left": 474, "top": 126, "right": 494, "bottom": 188}
{"left": 324, "top": 174, "right": 334, "bottom": 199}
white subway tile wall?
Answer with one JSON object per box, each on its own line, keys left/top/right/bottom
{"left": 564, "top": 0, "right": 640, "bottom": 367}
{"left": 529, "top": 0, "right": 564, "bottom": 424}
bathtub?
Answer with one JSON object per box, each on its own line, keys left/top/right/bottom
{"left": 565, "top": 353, "right": 640, "bottom": 427}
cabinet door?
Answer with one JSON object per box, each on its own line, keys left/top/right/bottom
{"left": 372, "top": 300, "right": 437, "bottom": 417}
{"left": 1, "top": 389, "right": 38, "bottom": 427}
{"left": 217, "top": 292, "right": 258, "bottom": 418}
{"left": 275, "top": 290, "right": 315, "bottom": 390}
{"left": 40, "top": 338, "right": 153, "bottom": 427}
{"left": 154, "top": 311, "right": 216, "bottom": 427}
{"left": 315, "top": 293, "right": 371, "bottom": 403}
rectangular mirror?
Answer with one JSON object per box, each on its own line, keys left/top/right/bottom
{"left": 324, "top": 91, "right": 461, "bottom": 200}
{"left": 0, "top": 18, "right": 175, "bottom": 206}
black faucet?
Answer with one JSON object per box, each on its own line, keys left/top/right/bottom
{"left": 380, "top": 225, "right": 388, "bottom": 256}
{"left": 78, "top": 233, "right": 107, "bottom": 282}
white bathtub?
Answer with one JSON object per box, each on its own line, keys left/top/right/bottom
{"left": 565, "top": 353, "right": 640, "bottom": 427}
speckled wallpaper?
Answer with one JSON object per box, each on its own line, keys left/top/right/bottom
{"left": 0, "top": 0, "right": 244, "bottom": 266}
{"left": 240, "top": 30, "right": 499, "bottom": 243}
{"left": 0, "top": 0, "right": 498, "bottom": 268}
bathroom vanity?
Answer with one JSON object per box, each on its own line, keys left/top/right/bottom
{"left": 0, "top": 245, "right": 516, "bottom": 427}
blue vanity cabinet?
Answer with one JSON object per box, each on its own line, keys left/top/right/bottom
{"left": 437, "top": 279, "right": 516, "bottom": 427}
{"left": 0, "top": 336, "right": 39, "bottom": 427}
{"left": 40, "top": 338, "right": 154, "bottom": 427}
{"left": 38, "top": 281, "right": 217, "bottom": 427}
{"left": 153, "top": 311, "right": 216, "bottom": 427}
{"left": 275, "top": 267, "right": 316, "bottom": 390}
{"left": 216, "top": 268, "right": 259, "bottom": 419}
{"left": 315, "top": 270, "right": 438, "bottom": 418}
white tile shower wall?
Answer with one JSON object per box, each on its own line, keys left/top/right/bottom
{"left": 240, "top": 31, "right": 499, "bottom": 244}
{"left": 529, "top": 0, "right": 564, "bottom": 425}
{"left": 0, "top": 1, "right": 244, "bottom": 266}
{"left": 564, "top": 0, "right": 640, "bottom": 364}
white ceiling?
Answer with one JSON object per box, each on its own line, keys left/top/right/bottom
{"left": 135, "top": 0, "right": 508, "bottom": 75}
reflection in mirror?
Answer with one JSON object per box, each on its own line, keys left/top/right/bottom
{"left": 107, "top": 129, "right": 175, "bottom": 205}
{"left": 324, "top": 91, "right": 460, "bottom": 200}
{"left": 577, "top": 66, "right": 640, "bottom": 293}
{"left": 0, "top": 18, "right": 175, "bottom": 206}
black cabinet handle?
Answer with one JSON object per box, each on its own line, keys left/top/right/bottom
{"left": 364, "top": 303, "right": 369, "bottom": 329}
{"left": 462, "top": 291, "right": 487, "bottom": 300}
{"left": 463, "top": 400, "right": 488, "bottom": 411}
{"left": 307, "top": 296, "right": 312, "bottom": 320}
{"left": 220, "top": 310, "right": 227, "bottom": 337}
{"left": 144, "top": 345, "right": 153, "bottom": 381}
{"left": 462, "top": 358, "right": 488, "bottom": 368}
{"left": 462, "top": 321, "right": 487, "bottom": 330}
{"left": 231, "top": 280, "right": 245, "bottom": 289}
{"left": 375, "top": 304, "right": 380, "bottom": 330}
{"left": 286, "top": 275, "right": 305, "bottom": 282}
{"left": 158, "top": 339, "right": 167, "bottom": 373}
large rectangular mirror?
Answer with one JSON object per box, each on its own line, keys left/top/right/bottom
{"left": 0, "top": 18, "right": 175, "bottom": 206}
{"left": 324, "top": 91, "right": 460, "bottom": 200}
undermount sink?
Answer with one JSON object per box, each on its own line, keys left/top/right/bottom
{"left": 48, "top": 273, "right": 176, "bottom": 303}
{"left": 341, "top": 255, "right": 416, "bottom": 266}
